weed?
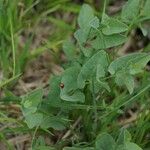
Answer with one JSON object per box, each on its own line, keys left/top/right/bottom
{"left": 21, "top": 1, "right": 150, "bottom": 149}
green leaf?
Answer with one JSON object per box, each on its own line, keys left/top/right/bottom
{"left": 116, "top": 145, "right": 126, "bottom": 150}
{"left": 34, "top": 146, "right": 56, "bottom": 150}
{"left": 25, "top": 113, "right": 43, "bottom": 129}
{"left": 89, "top": 16, "right": 99, "bottom": 29}
{"left": 75, "top": 4, "right": 95, "bottom": 48}
{"left": 33, "top": 136, "right": 57, "bottom": 150}
{"left": 101, "top": 13, "right": 110, "bottom": 25}
{"left": 116, "top": 129, "right": 142, "bottom": 150}
{"left": 22, "top": 89, "right": 43, "bottom": 109}
{"left": 129, "top": 54, "right": 150, "bottom": 75}
{"left": 60, "top": 66, "right": 85, "bottom": 102}
{"left": 40, "top": 116, "right": 66, "bottom": 130}
{"left": 142, "top": 0, "right": 150, "bottom": 19}
{"left": 63, "top": 147, "right": 94, "bottom": 150}
{"left": 96, "top": 64, "right": 110, "bottom": 92}
{"left": 121, "top": 0, "right": 140, "bottom": 22}
{"left": 21, "top": 89, "right": 44, "bottom": 128}
{"left": 80, "top": 45, "right": 93, "bottom": 57}
{"left": 96, "top": 64, "right": 106, "bottom": 78}
{"left": 125, "top": 142, "right": 142, "bottom": 150}
{"left": 139, "top": 24, "right": 148, "bottom": 36}
{"left": 115, "top": 71, "right": 134, "bottom": 94}
{"left": 102, "top": 18, "right": 128, "bottom": 35}
{"left": 22, "top": 106, "right": 37, "bottom": 117}
{"left": 77, "top": 50, "right": 108, "bottom": 89}
{"left": 78, "top": 4, "right": 94, "bottom": 31}
{"left": 108, "top": 53, "right": 150, "bottom": 75}
{"left": 109, "top": 52, "right": 150, "bottom": 94}
{"left": 117, "top": 128, "right": 132, "bottom": 145}
{"left": 97, "top": 80, "right": 110, "bottom": 92}
{"left": 74, "top": 29, "right": 88, "bottom": 44}
{"left": 47, "top": 76, "right": 62, "bottom": 104}
{"left": 91, "top": 34, "right": 127, "bottom": 50}
{"left": 95, "top": 133, "right": 116, "bottom": 150}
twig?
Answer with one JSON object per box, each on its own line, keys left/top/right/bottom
{"left": 8, "top": 134, "right": 31, "bottom": 145}
{"left": 62, "top": 116, "right": 82, "bottom": 140}
{"left": 119, "top": 113, "right": 137, "bottom": 126}
{"left": 117, "top": 34, "right": 133, "bottom": 56}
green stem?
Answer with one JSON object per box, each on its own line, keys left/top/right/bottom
{"left": 10, "top": 18, "right": 16, "bottom": 77}
{"left": 31, "top": 126, "right": 39, "bottom": 150}
{"left": 92, "top": 78, "right": 98, "bottom": 132}
{"left": 0, "top": 74, "right": 21, "bottom": 88}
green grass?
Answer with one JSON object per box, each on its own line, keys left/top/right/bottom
{"left": 0, "top": 0, "right": 81, "bottom": 86}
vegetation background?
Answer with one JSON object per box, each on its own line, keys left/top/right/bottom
{"left": 0, "top": 0, "right": 150, "bottom": 149}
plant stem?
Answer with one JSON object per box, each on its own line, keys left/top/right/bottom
{"left": 10, "top": 18, "right": 16, "bottom": 77}
{"left": 31, "top": 126, "right": 39, "bottom": 150}
{"left": 92, "top": 78, "right": 98, "bottom": 132}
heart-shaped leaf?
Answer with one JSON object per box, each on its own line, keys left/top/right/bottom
{"left": 77, "top": 50, "right": 108, "bottom": 89}
{"left": 60, "top": 66, "right": 85, "bottom": 102}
